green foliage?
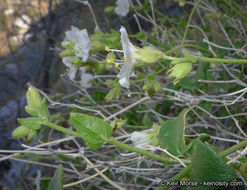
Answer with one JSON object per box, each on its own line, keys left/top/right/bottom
{"left": 17, "top": 117, "right": 42, "bottom": 130}
{"left": 179, "top": 76, "right": 197, "bottom": 90}
{"left": 38, "top": 98, "right": 50, "bottom": 120}
{"left": 189, "top": 139, "right": 236, "bottom": 190}
{"left": 70, "top": 113, "right": 112, "bottom": 150}
{"left": 158, "top": 109, "right": 189, "bottom": 156}
{"left": 48, "top": 165, "right": 63, "bottom": 190}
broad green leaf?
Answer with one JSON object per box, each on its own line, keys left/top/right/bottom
{"left": 38, "top": 98, "right": 50, "bottom": 120}
{"left": 158, "top": 109, "right": 189, "bottom": 156}
{"left": 17, "top": 117, "right": 42, "bottom": 130}
{"left": 25, "top": 106, "right": 38, "bottom": 117}
{"left": 70, "top": 113, "right": 112, "bottom": 150}
{"left": 48, "top": 165, "right": 63, "bottom": 190}
{"left": 179, "top": 76, "right": 197, "bottom": 90}
{"left": 189, "top": 139, "right": 236, "bottom": 190}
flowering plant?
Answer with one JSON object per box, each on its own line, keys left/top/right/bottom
{"left": 10, "top": 1, "right": 247, "bottom": 189}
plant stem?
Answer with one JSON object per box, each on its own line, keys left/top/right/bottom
{"left": 42, "top": 122, "right": 190, "bottom": 164}
{"left": 107, "top": 138, "right": 190, "bottom": 164}
{"left": 219, "top": 140, "right": 247, "bottom": 157}
{"left": 42, "top": 121, "right": 82, "bottom": 138}
{"left": 163, "top": 54, "right": 247, "bottom": 64}
{"left": 181, "top": 0, "right": 202, "bottom": 45}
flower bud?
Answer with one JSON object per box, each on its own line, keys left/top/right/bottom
{"left": 143, "top": 82, "right": 154, "bottom": 97}
{"left": 12, "top": 126, "right": 30, "bottom": 138}
{"left": 136, "top": 47, "right": 163, "bottom": 64}
{"left": 61, "top": 40, "right": 74, "bottom": 49}
{"left": 72, "top": 56, "right": 81, "bottom": 66}
{"left": 60, "top": 49, "right": 75, "bottom": 58}
{"left": 104, "top": 6, "right": 115, "bottom": 13}
{"left": 178, "top": 0, "right": 186, "bottom": 7}
{"left": 27, "top": 129, "right": 37, "bottom": 142}
{"left": 167, "top": 62, "right": 192, "bottom": 84}
{"left": 105, "top": 52, "right": 116, "bottom": 64}
{"left": 91, "top": 40, "right": 105, "bottom": 52}
{"left": 154, "top": 82, "right": 162, "bottom": 93}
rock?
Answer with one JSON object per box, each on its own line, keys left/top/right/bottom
{"left": 4, "top": 8, "right": 14, "bottom": 16}
{"left": 13, "top": 15, "right": 31, "bottom": 30}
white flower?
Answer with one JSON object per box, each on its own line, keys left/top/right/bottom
{"left": 130, "top": 130, "right": 154, "bottom": 149}
{"left": 117, "top": 26, "right": 139, "bottom": 88}
{"left": 62, "top": 56, "right": 78, "bottom": 80}
{"left": 65, "top": 26, "right": 80, "bottom": 43}
{"left": 79, "top": 67, "right": 93, "bottom": 88}
{"left": 65, "top": 26, "right": 91, "bottom": 62}
{"left": 115, "top": 0, "right": 130, "bottom": 17}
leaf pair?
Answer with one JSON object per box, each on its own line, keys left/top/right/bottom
{"left": 158, "top": 109, "right": 236, "bottom": 189}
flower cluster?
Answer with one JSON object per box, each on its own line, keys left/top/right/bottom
{"left": 60, "top": 26, "right": 93, "bottom": 88}
{"left": 61, "top": 26, "right": 91, "bottom": 81}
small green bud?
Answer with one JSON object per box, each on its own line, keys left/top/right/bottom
{"left": 61, "top": 40, "right": 74, "bottom": 49}
{"left": 210, "top": 62, "right": 216, "bottom": 69}
{"left": 72, "top": 56, "right": 81, "bottom": 66}
{"left": 27, "top": 129, "right": 37, "bottom": 142}
{"left": 60, "top": 49, "right": 75, "bottom": 58}
{"left": 90, "top": 30, "right": 105, "bottom": 42}
{"left": 26, "top": 87, "right": 42, "bottom": 116}
{"left": 154, "top": 82, "right": 162, "bottom": 93}
{"left": 91, "top": 40, "right": 105, "bottom": 52}
{"left": 167, "top": 62, "right": 192, "bottom": 84}
{"left": 178, "top": 0, "right": 186, "bottom": 7}
{"left": 104, "top": 6, "right": 115, "bottom": 13}
{"left": 12, "top": 126, "right": 30, "bottom": 138}
{"left": 143, "top": 83, "right": 154, "bottom": 97}
{"left": 105, "top": 52, "right": 116, "bottom": 64}
{"left": 136, "top": 47, "right": 163, "bottom": 64}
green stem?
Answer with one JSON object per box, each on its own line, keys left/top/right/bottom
{"left": 107, "top": 138, "right": 190, "bottom": 164}
{"left": 160, "top": 140, "right": 247, "bottom": 190}
{"left": 162, "top": 54, "right": 247, "bottom": 64}
{"left": 181, "top": 0, "right": 202, "bottom": 45}
{"left": 42, "top": 121, "right": 82, "bottom": 138}
{"left": 43, "top": 122, "right": 190, "bottom": 164}
{"left": 219, "top": 140, "right": 247, "bottom": 157}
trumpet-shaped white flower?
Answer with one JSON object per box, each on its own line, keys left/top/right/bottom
{"left": 65, "top": 26, "right": 91, "bottom": 62}
{"left": 117, "top": 26, "right": 139, "bottom": 88}
{"left": 115, "top": 0, "right": 130, "bottom": 17}
{"left": 130, "top": 130, "right": 157, "bottom": 149}
{"left": 62, "top": 56, "right": 78, "bottom": 80}
{"left": 79, "top": 67, "right": 93, "bottom": 88}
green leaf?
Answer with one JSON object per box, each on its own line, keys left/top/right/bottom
{"left": 158, "top": 109, "right": 189, "bottom": 156}
{"left": 179, "top": 76, "right": 197, "bottom": 90}
{"left": 70, "top": 113, "right": 112, "bottom": 150}
{"left": 182, "top": 50, "right": 198, "bottom": 63}
{"left": 25, "top": 106, "right": 38, "bottom": 117}
{"left": 199, "top": 100, "right": 212, "bottom": 114}
{"left": 17, "top": 117, "right": 42, "bottom": 130}
{"left": 38, "top": 98, "right": 50, "bottom": 120}
{"left": 48, "top": 165, "right": 63, "bottom": 190}
{"left": 189, "top": 139, "right": 236, "bottom": 190}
